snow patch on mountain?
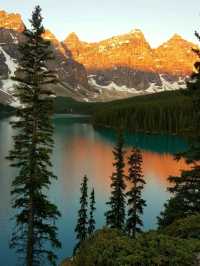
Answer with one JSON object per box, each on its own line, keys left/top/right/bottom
{"left": 0, "top": 46, "right": 18, "bottom": 76}
{"left": 145, "top": 83, "right": 160, "bottom": 93}
{"left": 88, "top": 74, "right": 186, "bottom": 99}
{"left": 10, "top": 32, "right": 19, "bottom": 44}
{"left": 0, "top": 46, "right": 19, "bottom": 106}
{"left": 159, "top": 75, "right": 184, "bottom": 91}
{"left": 88, "top": 77, "right": 139, "bottom": 94}
{"left": 145, "top": 76, "right": 186, "bottom": 94}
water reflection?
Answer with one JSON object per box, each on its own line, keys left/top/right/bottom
{"left": 0, "top": 117, "right": 189, "bottom": 265}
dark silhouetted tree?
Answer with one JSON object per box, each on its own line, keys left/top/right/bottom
{"left": 158, "top": 29, "right": 200, "bottom": 228}
{"left": 88, "top": 188, "right": 96, "bottom": 235}
{"left": 8, "top": 5, "right": 61, "bottom": 266}
{"left": 126, "top": 148, "right": 146, "bottom": 237}
{"left": 105, "top": 130, "right": 126, "bottom": 230}
{"left": 75, "top": 175, "right": 88, "bottom": 251}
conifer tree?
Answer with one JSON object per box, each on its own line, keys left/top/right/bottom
{"left": 126, "top": 148, "right": 146, "bottom": 238}
{"left": 8, "top": 6, "right": 61, "bottom": 266}
{"left": 184, "top": 30, "right": 200, "bottom": 158}
{"left": 158, "top": 30, "right": 200, "bottom": 228}
{"left": 105, "top": 130, "right": 126, "bottom": 230}
{"left": 75, "top": 175, "right": 88, "bottom": 250}
{"left": 88, "top": 188, "right": 96, "bottom": 235}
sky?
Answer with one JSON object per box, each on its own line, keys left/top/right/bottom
{"left": 1, "top": 0, "right": 200, "bottom": 47}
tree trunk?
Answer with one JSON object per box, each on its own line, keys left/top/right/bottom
{"left": 27, "top": 96, "right": 38, "bottom": 266}
{"left": 26, "top": 195, "right": 34, "bottom": 266}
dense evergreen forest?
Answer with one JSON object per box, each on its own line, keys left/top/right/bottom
{"left": 92, "top": 91, "right": 195, "bottom": 135}
{"left": 3, "top": 90, "right": 195, "bottom": 136}
{"left": 62, "top": 214, "right": 200, "bottom": 266}
{"left": 54, "top": 91, "right": 196, "bottom": 136}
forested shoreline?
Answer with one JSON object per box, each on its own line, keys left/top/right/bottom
{"left": 1, "top": 5, "right": 200, "bottom": 266}
{"left": 1, "top": 90, "right": 196, "bottom": 137}
{"left": 92, "top": 91, "right": 195, "bottom": 136}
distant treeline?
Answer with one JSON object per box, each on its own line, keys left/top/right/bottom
{"left": 54, "top": 97, "right": 104, "bottom": 115}
{"left": 92, "top": 91, "right": 195, "bottom": 135}
{"left": 2, "top": 91, "right": 195, "bottom": 135}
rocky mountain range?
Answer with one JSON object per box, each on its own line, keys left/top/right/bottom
{"left": 0, "top": 11, "right": 92, "bottom": 105}
{"left": 63, "top": 30, "right": 197, "bottom": 100}
{"left": 0, "top": 10, "right": 198, "bottom": 105}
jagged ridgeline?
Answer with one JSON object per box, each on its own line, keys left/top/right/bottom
{"left": 0, "top": 10, "right": 198, "bottom": 104}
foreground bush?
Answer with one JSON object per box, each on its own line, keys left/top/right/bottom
{"left": 161, "top": 214, "right": 200, "bottom": 240}
{"left": 71, "top": 228, "right": 200, "bottom": 266}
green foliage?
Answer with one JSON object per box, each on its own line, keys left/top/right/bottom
{"left": 182, "top": 30, "right": 200, "bottom": 163}
{"left": 158, "top": 30, "right": 200, "bottom": 230}
{"left": 72, "top": 228, "right": 200, "bottom": 266}
{"left": 8, "top": 6, "right": 61, "bottom": 266}
{"left": 161, "top": 214, "right": 200, "bottom": 240}
{"left": 158, "top": 159, "right": 200, "bottom": 229}
{"left": 88, "top": 188, "right": 96, "bottom": 235}
{"left": 158, "top": 167, "right": 200, "bottom": 228}
{"left": 186, "top": 31, "right": 200, "bottom": 131}
{"left": 157, "top": 197, "right": 186, "bottom": 229}
{"left": 75, "top": 175, "right": 88, "bottom": 250}
{"left": 93, "top": 91, "right": 195, "bottom": 135}
{"left": 126, "top": 148, "right": 146, "bottom": 237}
{"left": 169, "top": 167, "right": 200, "bottom": 209}
{"left": 105, "top": 130, "right": 126, "bottom": 230}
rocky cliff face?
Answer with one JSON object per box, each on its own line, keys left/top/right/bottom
{"left": 0, "top": 10, "right": 198, "bottom": 105}
{"left": 0, "top": 10, "right": 25, "bottom": 32}
{"left": 63, "top": 29, "right": 197, "bottom": 75}
{"left": 154, "top": 34, "right": 197, "bottom": 75}
{"left": 63, "top": 29, "right": 197, "bottom": 100}
{"left": 0, "top": 11, "right": 90, "bottom": 105}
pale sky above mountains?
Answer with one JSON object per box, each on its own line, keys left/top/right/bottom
{"left": 1, "top": 0, "right": 200, "bottom": 47}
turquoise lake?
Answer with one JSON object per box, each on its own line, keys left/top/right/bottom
{"left": 0, "top": 116, "right": 188, "bottom": 265}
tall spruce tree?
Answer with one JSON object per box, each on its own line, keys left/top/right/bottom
{"left": 88, "top": 188, "right": 96, "bottom": 235}
{"left": 126, "top": 148, "right": 146, "bottom": 238}
{"left": 8, "top": 6, "right": 61, "bottom": 266}
{"left": 105, "top": 130, "right": 126, "bottom": 230}
{"left": 184, "top": 30, "right": 200, "bottom": 158}
{"left": 75, "top": 175, "right": 88, "bottom": 250}
{"left": 158, "top": 30, "right": 200, "bottom": 228}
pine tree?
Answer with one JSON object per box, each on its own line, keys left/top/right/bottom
{"left": 126, "top": 148, "right": 146, "bottom": 237}
{"left": 158, "top": 167, "right": 200, "bottom": 227}
{"left": 184, "top": 30, "right": 200, "bottom": 159}
{"left": 105, "top": 130, "right": 126, "bottom": 230}
{"left": 88, "top": 188, "right": 96, "bottom": 235}
{"left": 8, "top": 6, "right": 61, "bottom": 266}
{"left": 157, "top": 196, "right": 188, "bottom": 229}
{"left": 75, "top": 175, "right": 88, "bottom": 250}
{"left": 158, "top": 30, "right": 200, "bottom": 228}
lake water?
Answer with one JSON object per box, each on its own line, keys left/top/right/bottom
{"left": 0, "top": 116, "right": 189, "bottom": 265}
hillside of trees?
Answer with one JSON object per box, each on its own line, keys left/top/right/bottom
{"left": 61, "top": 215, "right": 200, "bottom": 266}
{"left": 3, "top": 91, "right": 195, "bottom": 136}
{"left": 92, "top": 91, "right": 195, "bottom": 135}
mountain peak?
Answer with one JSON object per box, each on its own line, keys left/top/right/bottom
{"left": 0, "top": 10, "right": 24, "bottom": 32}
{"left": 42, "top": 29, "right": 67, "bottom": 55}
{"left": 65, "top": 32, "right": 80, "bottom": 42}
{"left": 129, "top": 28, "right": 145, "bottom": 39}
{"left": 43, "top": 29, "right": 57, "bottom": 40}
{"left": 130, "top": 28, "right": 143, "bottom": 34}
{"left": 170, "top": 33, "right": 184, "bottom": 41}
